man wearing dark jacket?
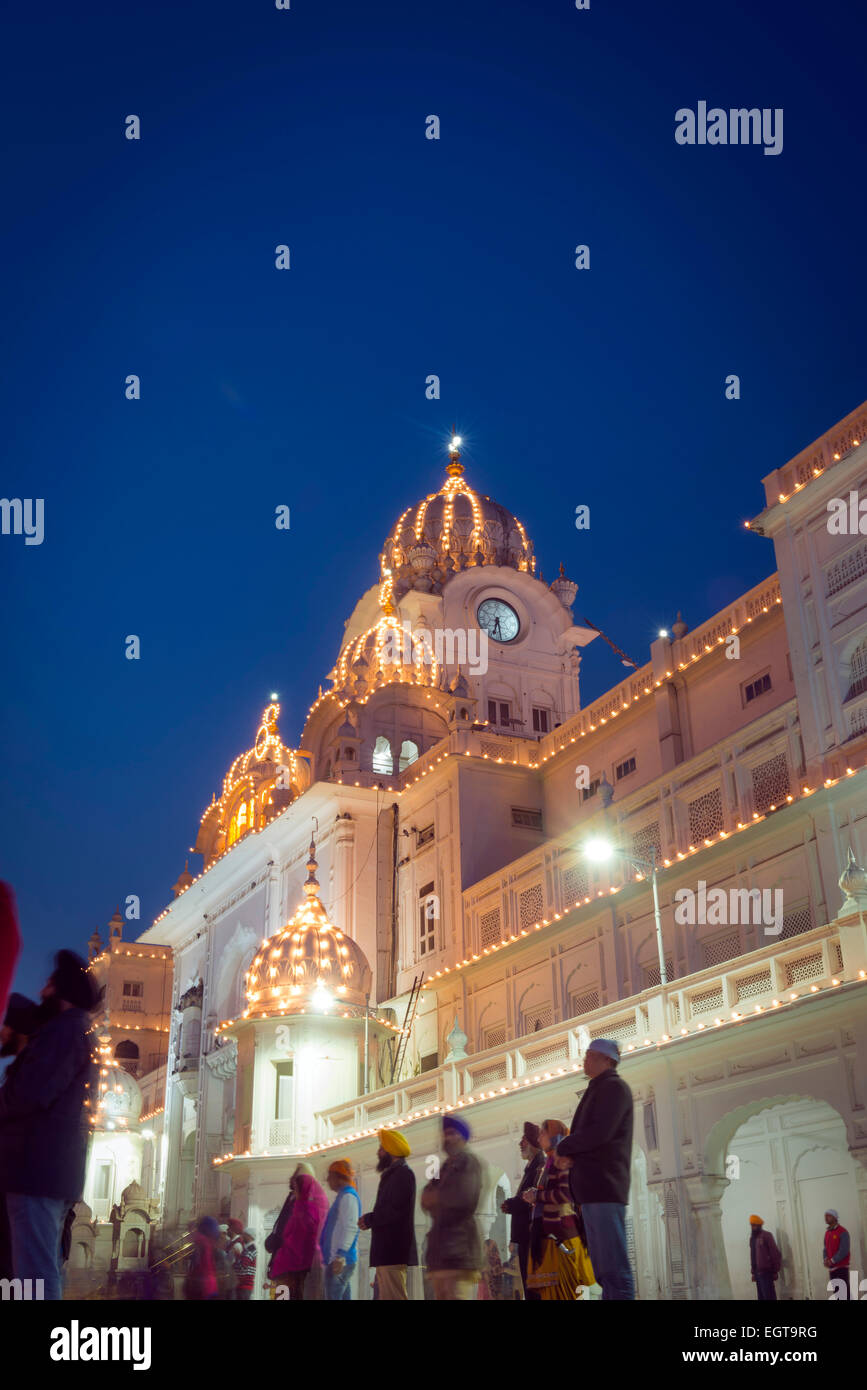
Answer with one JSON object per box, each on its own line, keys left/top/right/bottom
{"left": 358, "top": 1127, "right": 418, "bottom": 1300}
{"left": 421, "top": 1115, "right": 483, "bottom": 1300}
{"left": 500, "top": 1121, "right": 544, "bottom": 1300}
{"left": 0, "top": 950, "right": 97, "bottom": 1299}
{"left": 557, "top": 1037, "right": 635, "bottom": 1300}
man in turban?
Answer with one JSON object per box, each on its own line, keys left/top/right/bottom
{"left": 749, "top": 1215, "right": 781, "bottom": 1300}
{"left": 0, "top": 949, "right": 98, "bottom": 1299}
{"left": 500, "top": 1121, "right": 544, "bottom": 1299}
{"left": 421, "top": 1116, "right": 482, "bottom": 1300}
{"left": 358, "top": 1129, "right": 417, "bottom": 1300}
{"left": 321, "top": 1159, "right": 362, "bottom": 1300}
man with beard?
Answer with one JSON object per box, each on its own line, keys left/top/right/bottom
{"left": 0, "top": 993, "right": 41, "bottom": 1280}
{"left": 0, "top": 950, "right": 98, "bottom": 1299}
{"left": 421, "top": 1116, "right": 483, "bottom": 1300}
{"left": 358, "top": 1129, "right": 417, "bottom": 1300}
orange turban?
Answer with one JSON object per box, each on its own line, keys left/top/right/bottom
{"left": 328, "top": 1159, "right": 356, "bottom": 1183}
{"left": 749, "top": 1215, "right": 763, "bottom": 1226}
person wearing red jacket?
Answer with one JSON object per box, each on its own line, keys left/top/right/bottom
{"left": 0, "top": 884, "right": 22, "bottom": 1024}
{"left": 823, "top": 1209, "right": 851, "bottom": 1299}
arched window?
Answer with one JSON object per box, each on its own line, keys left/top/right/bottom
{"left": 372, "top": 736, "right": 393, "bottom": 774}
{"left": 228, "top": 800, "right": 249, "bottom": 846}
{"left": 115, "top": 1040, "right": 139, "bottom": 1076}
{"left": 847, "top": 640, "right": 867, "bottom": 701}
{"left": 399, "top": 739, "right": 419, "bottom": 772}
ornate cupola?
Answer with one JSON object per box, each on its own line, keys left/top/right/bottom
{"left": 240, "top": 835, "right": 372, "bottom": 1020}
{"left": 195, "top": 702, "right": 311, "bottom": 867}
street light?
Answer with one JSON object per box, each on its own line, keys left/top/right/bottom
{"left": 583, "top": 837, "right": 668, "bottom": 985}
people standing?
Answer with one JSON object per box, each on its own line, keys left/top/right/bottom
{"left": 184, "top": 1216, "right": 222, "bottom": 1300}
{"left": 748, "top": 1215, "right": 781, "bottom": 1300}
{"left": 823, "top": 1209, "right": 850, "bottom": 1299}
{"left": 269, "top": 1171, "right": 329, "bottom": 1300}
{"left": 0, "top": 993, "right": 40, "bottom": 1282}
{"left": 264, "top": 1159, "right": 314, "bottom": 1280}
{"left": 227, "top": 1217, "right": 257, "bottom": 1300}
{"left": 0, "top": 950, "right": 97, "bottom": 1300}
{"left": 320, "top": 1159, "right": 361, "bottom": 1300}
{"left": 557, "top": 1037, "right": 635, "bottom": 1300}
{"left": 500, "top": 1121, "right": 544, "bottom": 1299}
{"left": 524, "top": 1119, "right": 595, "bottom": 1300}
{"left": 358, "top": 1128, "right": 418, "bottom": 1300}
{"left": 421, "top": 1116, "right": 482, "bottom": 1300}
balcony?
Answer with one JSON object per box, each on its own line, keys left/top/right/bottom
{"left": 315, "top": 922, "right": 849, "bottom": 1144}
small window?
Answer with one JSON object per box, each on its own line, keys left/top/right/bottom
{"left": 487, "top": 700, "right": 511, "bottom": 727}
{"left": 743, "top": 672, "right": 772, "bottom": 705}
{"left": 582, "top": 778, "right": 601, "bottom": 803}
{"left": 95, "top": 1164, "right": 112, "bottom": 1201}
{"left": 122, "top": 981, "right": 143, "bottom": 997}
{"left": 399, "top": 739, "right": 419, "bottom": 772}
{"left": 420, "top": 1052, "right": 439, "bottom": 1073}
{"left": 511, "top": 807, "right": 543, "bottom": 830}
{"left": 418, "top": 882, "right": 437, "bottom": 957}
{"left": 274, "top": 1059, "right": 294, "bottom": 1120}
{"left": 531, "top": 707, "right": 550, "bottom": 734}
{"left": 372, "top": 736, "right": 393, "bottom": 774}
{"left": 416, "top": 823, "right": 435, "bottom": 848}
{"left": 615, "top": 756, "right": 636, "bottom": 781}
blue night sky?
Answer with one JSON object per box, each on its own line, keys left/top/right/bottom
{"left": 2, "top": 0, "right": 865, "bottom": 996}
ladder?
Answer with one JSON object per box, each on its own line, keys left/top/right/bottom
{"left": 390, "top": 972, "right": 424, "bottom": 1084}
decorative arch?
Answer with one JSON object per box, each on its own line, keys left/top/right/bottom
{"left": 372, "top": 735, "right": 393, "bottom": 775}
{"left": 703, "top": 1093, "right": 819, "bottom": 1175}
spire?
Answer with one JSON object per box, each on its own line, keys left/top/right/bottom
{"left": 304, "top": 820, "right": 321, "bottom": 897}
{"left": 446, "top": 429, "right": 464, "bottom": 479}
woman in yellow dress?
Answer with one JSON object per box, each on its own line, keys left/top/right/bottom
{"left": 523, "top": 1119, "right": 595, "bottom": 1300}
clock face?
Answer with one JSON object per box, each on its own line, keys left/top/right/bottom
{"left": 477, "top": 598, "right": 520, "bottom": 644}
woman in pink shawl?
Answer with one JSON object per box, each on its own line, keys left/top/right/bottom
{"left": 270, "top": 1172, "right": 329, "bottom": 1300}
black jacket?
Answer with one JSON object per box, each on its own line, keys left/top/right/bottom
{"left": 363, "top": 1158, "right": 418, "bottom": 1268}
{"left": 501, "top": 1149, "right": 544, "bottom": 1246}
{"left": 558, "top": 1067, "right": 634, "bottom": 1206}
{"left": 422, "top": 1149, "right": 482, "bottom": 1271}
{"left": 0, "top": 1007, "right": 93, "bottom": 1199}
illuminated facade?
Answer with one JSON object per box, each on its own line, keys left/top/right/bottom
{"left": 136, "top": 409, "right": 867, "bottom": 1299}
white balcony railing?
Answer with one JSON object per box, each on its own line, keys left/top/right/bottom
{"left": 314, "top": 922, "right": 846, "bottom": 1145}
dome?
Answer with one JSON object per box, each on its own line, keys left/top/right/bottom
{"left": 380, "top": 440, "right": 535, "bottom": 605}
{"left": 241, "top": 837, "right": 372, "bottom": 1019}
{"left": 98, "top": 1058, "right": 143, "bottom": 1124}
{"left": 195, "top": 702, "right": 310, "bottom": 868}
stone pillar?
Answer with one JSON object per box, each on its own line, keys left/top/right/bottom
{"left": 684, "top": 1174, "right": 733, "bottom": 1300}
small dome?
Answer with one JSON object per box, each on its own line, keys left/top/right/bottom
{"left": 99, "top": 1063, "right": 143, "bottom": 1123}
{"left": 195, "top": 702, "right": 310, "bottom": 867}
{"left": 242, "top": 837, "right": 372, "bottom": 1018}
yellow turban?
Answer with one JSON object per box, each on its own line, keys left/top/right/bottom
{"left": 379, "top": 1128, "right": 411, "bottom": 1158}
{"left": 749, "top": 1214, "right": 763, "bottom": 1226}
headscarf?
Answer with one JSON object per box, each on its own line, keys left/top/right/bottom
{"left": 522, "top": 1122, "right": 541, "bottom": 1148}
{"left": 329, "top": 1159, "right": 356, "bottom": 1185}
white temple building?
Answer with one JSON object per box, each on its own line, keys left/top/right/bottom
{"left": 88, "top": 404, "right": 867, "bottom": 1299}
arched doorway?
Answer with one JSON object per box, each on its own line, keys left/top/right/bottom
{"left": 709, "top": 1096, "right": 860, "bottom": 1300}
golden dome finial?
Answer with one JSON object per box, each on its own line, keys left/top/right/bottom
{"left": 304, "top": 817, "right": 320, "bottom": 897}
{"left": 446, "top": 428, "right": 464, "bottom": 479}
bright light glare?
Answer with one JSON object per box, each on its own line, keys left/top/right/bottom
{"left": 658, "top": 629, "right": 669, "bottom": 639}
{"left": 450, "top": 436, "right": 462, "bottom": 449}
{"left": 584, "top": 838, "right": 614, "bottom": 863}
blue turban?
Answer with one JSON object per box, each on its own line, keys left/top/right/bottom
{"left": 443, "top": 1114, "right": 471, "bottom": 1142}
{"left": 197, "top": 1216, "right": 220, "bottom": 1240}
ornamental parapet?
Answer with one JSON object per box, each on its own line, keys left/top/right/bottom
{"left": 313, "top": 918, "right": 857, "bottom": 1149}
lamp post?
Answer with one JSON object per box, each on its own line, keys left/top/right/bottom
{"left": 584, "top": 838, "right": 668, "bottom": 986}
